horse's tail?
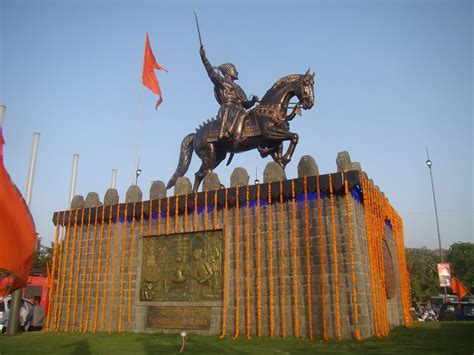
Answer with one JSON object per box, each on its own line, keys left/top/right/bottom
{"left": 166, "top": 133, "right": 195, "bottom": 189}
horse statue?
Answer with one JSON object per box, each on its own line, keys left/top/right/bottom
{"left": 167, "top": 70, "right": 315, "bottom": 192}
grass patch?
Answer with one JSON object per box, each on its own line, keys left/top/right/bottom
{"left": 0, "top": 322, "right": 472, "bottom": 354}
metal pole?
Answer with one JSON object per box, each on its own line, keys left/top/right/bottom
{"left": 0, "top": 105, "right": 5, "bottom": 127}
{"left": 68, "top": 154, "right": 79, "bottom": 208}
{"left": 111, "top": 169, "right": 117, "bottom": 189}
{"left": 8, "top": 131, "right": 40, "bottom": 335}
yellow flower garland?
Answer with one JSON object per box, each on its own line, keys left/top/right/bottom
{"left": 157, "top": 198, "right": 162, "bottom": 235}
{"left": 71, "top": 209, "right": 85, "bottom": 332}
{"left": 118, "top": 204, "right": 129, "bottom": 333}
{"left": 317, "top": 175, "right": 328, "bottom": 340}
{"left": 127, "top": 202, "right": 137, "bottom": 323}
{"left": 279, "top": 180, "right": 286, "bottom": 338}
{"left": 140, "top": 200, "right": 145, "bottom": 237}
{"left": 267, "top": 183, "right": 275, "bottom": 337}
{"left": 148, "top": 199, "right": 153, "bottom": 236}
{"left": 175, "top": 195, "right": 179, "bottom": 233}
{"left": 303, "top": 177, "right": 313, "bottom": 339}
{"left": 214, "top": 191, "right": 218, "bottom": 229}
{"left": 245, "top": 185, "right": 251, "bottom": 338}
{"left": 234, "top": 185, "right": 240, "bottom": 338}
{"left": 100, "top": 205, "right": 114, "bottom": 331}
{"left": 92, "top": 208, "right": 106, "bottom": 333}
{"left": 328, "top": 175, "right": 341, "bottom": 339}
{"left": 84, "top": 207, "right": 99, "bottom": 332}
{"left": 204, "top": 190, "right": 208, "bottom": 230}
{"left": 79, "top": 209, "right": 92, "bottom": 332}
{"left": 166, "top": 197, "right": 170, "bottom": 235}
{"left": 65, "top": 209, "right": 79, "bottom": 331}
{"left": 108, "top": 204, "right": 121, "bottom": 333}
{"left": 184, "top": 194, "right": 188, "bottom": 232}
{"left": 194, "top": 193, "right": 198, "bottom": 231}
{"left": 291, "top": 180, "right": 299, "bottom": 337}
{"left": 53, "top": 215, "right": 66, "bottom": 332}
{"left": 220, "top": 189, "right": 229, "bottom": 338}
{"left": 256, "top": 183, "right": 262, "bottom": 337}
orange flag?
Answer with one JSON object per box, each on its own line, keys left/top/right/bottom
{"left": 0, "top": 127, "right": 36, "bottom": 295}
{"left": 450, "top": 277, "right": 469, "bottom": 303}
{"left": 142, "top": 32, "right": 168, "bottom": 109}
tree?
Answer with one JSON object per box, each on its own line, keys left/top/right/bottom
{"left": 446, "top": 242, "right": 474, "bottom": 293}
{"left": 405, "top": 247, "right": 441, "bottom": 303}
{"left": 30, "top": 244, "right": 53, "bottom": 275}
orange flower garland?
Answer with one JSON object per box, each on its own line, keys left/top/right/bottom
{"left": 220, "top": 188, "right": 229, "bottom": 337}
{"left": 316, "top": 175, "right": 328, "bottom": 340}
{"left": 92, "top": 208, "right": 106, "bottom": 333}
{"left": 157, "top": 198, "right": 162, "bottom": 235}
{"left": 148, "top": 199, "right": 153, "bottom": 235}
{"left": 245, "top": 185, "right": 251, "bottom": 338}
{"left": 175, "top": 195, "right": 179, "bottom": 233}
{"left": 84, "top": 207, "right": 99, "bottom": 332}
{"left": 52, "top": 217, "right": 66, "bottom": 332}
{"left": 328, "top": 175, "right": 341, "bottom": 339}
{"left": 233, "top": 185, "right": 240, "bottom": 338}
{"left": 256, "top": 183, "right": 262, "bottom": 337}
{"left": 65, "top": 209, "right": 79, "bottom": 331}
{"left": 71, "top": 210, "right": 85, "bottom": 332}
{"left": 100, "top": 205, "right": 114, "bottom": 331}
{"left": 194, "top": 193, "right": 198, "bottom": 231}
{"left": 344, "top": 179, "right": 361, "bottom": 340}
{"left": 79, "top": 209, "right": 92, "bottom": 332}
{"left": 118, "top": 204, "right": 129, "bottom": 333}
{"left": 214, "top": 191, "right": 218, "bottom": 229}
{"left": 45, "top": 211, "right": 63, "bottom": 332}
{"left": 204, "top": 190, "right": 209, "bottom": 230}
{"left": 279, "top": 180, "right": 286, "bottom": 337}
{"left": 140, "top": 200, "right": 145, "bottom": 237}
{"left": 127, "top": 203, "right": 137, "bottom": 323}
{"left": 108, "top": 204, "right": 121, "bottom": 333}
{"left": 166, "top": 197, "right": 170, "bottom": 234}
{"left": 267, "top": 183, "right": 275, "bottom": 337}
{"left": 184, "top": 194, "right": 188, "bottom": 232}
{"left": 291, "top": 180, "right": 299, "bottom": 337}
{"left": 303, "top": 177, "right": 313, "bottom": 339}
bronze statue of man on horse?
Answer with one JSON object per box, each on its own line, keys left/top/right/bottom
{"left": 167, "top": 14, "right": 315, "bottom": 192}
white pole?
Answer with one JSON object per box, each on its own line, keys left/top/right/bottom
{"left": 0, "top": 105, "right": 5, "bottom": 127}
{"left": 111, "top": 168, "right": 118, "bottom": 188}
{"left": 68, "top": 154, "right": 79, "bottom": 208}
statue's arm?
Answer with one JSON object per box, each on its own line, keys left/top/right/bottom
{"left": 242, "top": 93, "right": 259, "bottom": 109}
{"left": 200, "top": 46, "right": 221, "bottom": 86}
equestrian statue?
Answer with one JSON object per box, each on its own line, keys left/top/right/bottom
{"left": 167, "top": 14, "right": 315, "bottom": 192}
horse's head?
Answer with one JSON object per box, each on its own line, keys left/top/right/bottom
{"left": 295, "top": 69, "right": 315, "bottom": 110}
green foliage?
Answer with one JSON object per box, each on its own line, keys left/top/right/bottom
{"left": 446, "top": 242, "right": 474, "bottom": 292}
{"left": 405, "top": 247, "right": 441, "bottom": 303}
{"left": 0, "top": 323, "right": 472, "bottom": 354}
{"left": 30, "top": 245, "right": 53, "bottom": 275}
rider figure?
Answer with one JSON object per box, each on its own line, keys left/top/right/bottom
{"left": 199, "top": 45, "right": 258, "bottom": 148}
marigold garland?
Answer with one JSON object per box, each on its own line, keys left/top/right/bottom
{"left": 140, "top": 200, "right": 145, "bottom": 237}
{"left": 267, "top": 183, "right": 275, "bottom": 337}
{"left": 108, "top": 204, "right": 121, "bottom": 333}
{"left": 344, "top": 179, "right": 361, "bottom": 340}
{"left": 184, "top": 194, "right": 189, "bottom": 232}
{"left": 279, "top": 180, "right": 287, "bottom": 338}
{"left": 166, "top": 197, "right": 170, "bottom": 235}
{"left": 56, "top": 210, "right": 75, "bottom": 332}
{"left": 100, "top": 205, "right": 114, "bottom": 331}
{"left": 245, "top": 185, "right": 251, "bottom": 338}
{"left": 194, "top": 193, "right": 198, "bottom": 231}
{"left": 118, "top": 204, "right": 129, "bottom": 333}
{"left": 45, "top": 211, "right": 63, "bottom": 332}
{"left": 220, "top": 189, "right": 229, "bottom": 338}
{"left": 157, "top": 198, "right": 162, "bottom": 235}
{"left": 256, "top": 183, "right": 262, "bottom": 337}
{"left": 204, "top": 190, "right": 209, "bottom": 230}
{"left": 84, "top": 207, "right": 99, "bottom": 332}
{"left": 92, "top": 208, "right": 106, "bottom": 333}
{"left": 79, "top": 209, "right": 92, "bottom": 332}
{"left": 303, "top": 177, "right": 313, "bottom": 339}
{"left": 148, "top": 199, "right": 153, "bottom": 235}
{"left": 127, "top": 202, "right": 137, "bottom": 323}
{"left": 52, "top": 215, "right": 66, "bottom": 332}
{"left": 214, "top": 190, "right": 218, "bottom": 229}
{"left": 316, "top": 175, "right": 328, "bottom": 340}
{"left": 233, "top": 185, "right": 240, "bottom": 338}
{"left": 328, "top": 175, "right": 341, "bottom": 339}
{"left": 175, "top": 195, "right": 179, "bottom": 233}
{"left": 291, "top": 180, "right": 300, "bottom": 337}
{"left": 71, "top": 210, "right": 85, "bottom": 332}
{"left": 65, "top": 209, "right": 79, "bottom": 331}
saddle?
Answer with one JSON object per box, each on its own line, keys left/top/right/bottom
{"left": 207, "top": 115, "right": 261, "bottom": 143}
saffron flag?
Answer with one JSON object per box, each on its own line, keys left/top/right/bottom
{"left": 142, "top": 32, "right": 168, "bottom": 109}
{"left": 450, "top": 277, "right": 469, "bottom": 302}
{"left": 0, "top": 127, "right": 36, "bottom": 295}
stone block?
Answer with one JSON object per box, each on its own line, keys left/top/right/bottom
{"left": 297, "top": 155, "right": 319, "bottom": 177}
{"left": 104, "top": 188, "right": 119, "bottom": 205}
{"left": 150, "top": 180, "right": 167, "bottom": 199}
{"left": 336, "top": 151, "right": 352, "bottom": 172}
{"left": 230, "top": 167, "right": 249, "bottom": 187}
{"left": 263, "top": 162, "right": 286, "bottom": 183}
{"left": 174, "top": 177, "right": 192, "bottom": 195}
{"left": 70, "top": 195, "right": 84, "bottom": 209}
{"left": 126, "top": 185, "right": 142, "bottom": 203}
{"left": 84, "top": 192, "right": 102, "bottom": 208}
{"left": 202, "top": 172, "right": 221, "bottom": 191}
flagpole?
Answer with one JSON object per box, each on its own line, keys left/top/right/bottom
{"left": 68, "top": 154, "right": 79, "bottom": 208}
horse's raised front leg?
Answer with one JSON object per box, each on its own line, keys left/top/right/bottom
{"left": 262, "top": 125, "right": 298, "bottom": 169}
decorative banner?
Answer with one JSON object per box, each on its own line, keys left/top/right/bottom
{"left": 437, "top": 263, "right": 451, "bottom": 287}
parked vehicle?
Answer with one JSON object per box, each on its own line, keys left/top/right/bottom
{"left": 0, "top": 296, "right": 33, "bottom": 333}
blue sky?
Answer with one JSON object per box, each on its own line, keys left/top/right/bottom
{"left": 1, "top": 0, "right": 472, "bottom": 249}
